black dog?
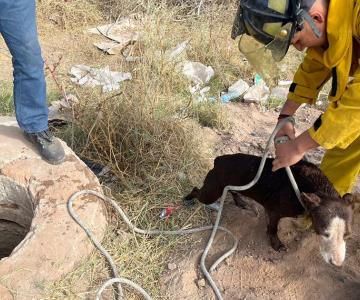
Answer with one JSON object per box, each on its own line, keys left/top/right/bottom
{"left": 184, "top": 153, "right": 355, "bottom": 266}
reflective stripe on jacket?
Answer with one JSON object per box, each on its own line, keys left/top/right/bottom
{"left": 288, "top": 0, "right": 360, "bottom": 149}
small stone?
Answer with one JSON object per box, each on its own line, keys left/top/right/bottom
{"left": 167, "top": 263, "right": 177, "bottom": 270}
{"left": 197, "top": 278, "right": 206, "bottom": 288}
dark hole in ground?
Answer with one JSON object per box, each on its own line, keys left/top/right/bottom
{"left": 0, "top": 177, "right": 34, "bottom": 259}
{"left": 0, "top": 219, "right": 29, "bottom": 259}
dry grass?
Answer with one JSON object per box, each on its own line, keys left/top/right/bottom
{"left": 38, "top": 1, "right": 244, "bottom": 299}
{"left": 37, "top": 0, "right": 103, "bottom": 29}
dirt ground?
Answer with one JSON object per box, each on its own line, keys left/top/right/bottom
{"left": 161, "top": 103, "right": 360, "bottom": 300}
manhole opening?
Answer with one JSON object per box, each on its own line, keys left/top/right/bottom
{"left": 0, "top": 176, "right": 34, "bottom": 259}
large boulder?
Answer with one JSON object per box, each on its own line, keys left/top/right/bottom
{"left": 0, "top": 117, "right": 107, "bottom": 299}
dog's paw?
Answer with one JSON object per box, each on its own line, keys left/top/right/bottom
{"left": 183, "top": 197, "right": 196, "bottom": 207}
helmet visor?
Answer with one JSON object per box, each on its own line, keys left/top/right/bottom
{"left": 238, "top": 22, "right": 294, "bottom": 86}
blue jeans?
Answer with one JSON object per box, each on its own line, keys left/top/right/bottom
{"left": 0, "top": 0, "right": 48, "bottom": 133}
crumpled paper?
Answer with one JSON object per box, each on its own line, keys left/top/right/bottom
{"left": 87, "top": 15, "right": 141, "bottom": 55}
{"left": 70, "top": 64, "right": 132, "bottom": 92}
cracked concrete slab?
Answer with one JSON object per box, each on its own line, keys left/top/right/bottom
{"left": 0, "top": 117, "right": 107, "bottom": 299}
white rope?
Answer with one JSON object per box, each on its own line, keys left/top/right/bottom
{"left": 67, "top": 190, "right": 238, "bottom": 300}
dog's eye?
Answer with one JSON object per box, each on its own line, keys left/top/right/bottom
{"left": 323, "top": 232, "right": 330, "bottom": 239}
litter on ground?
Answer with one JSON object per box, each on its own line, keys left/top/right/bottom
{"left": 87, "top": 15, "right": 141, "bottom": 55}
{"left": 48, "top": 94, "right": 78, "bottom": 122}
{"left": 70, "top": 65, "right": 132, "bottom": 92}
{"left": 182, "top": 61, "right": 214, "bottom": 85}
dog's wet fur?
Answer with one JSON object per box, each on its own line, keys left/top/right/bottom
{"left": 184, "top": 153, "right": 356, "bottom": 266}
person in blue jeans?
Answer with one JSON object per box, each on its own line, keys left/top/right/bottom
{"left": 0, "top": 0, "right": 65, "bottom": 164}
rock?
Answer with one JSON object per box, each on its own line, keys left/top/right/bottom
{"left": 197, "top": 278, "right": 206, "bottom": 288}
{"left": 0, "top": 117, "right": 107, "bottom": 299}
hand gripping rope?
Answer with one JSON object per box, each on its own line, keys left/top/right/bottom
{"left": 67, "top": 116, "right": 303, "bottom": 300}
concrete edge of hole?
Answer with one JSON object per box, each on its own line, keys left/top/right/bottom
{"left": 0, "top": 119, "right": 108, "bottom": 299}
{"left": 0, "top": 175, "right": 34, "bottom": 259}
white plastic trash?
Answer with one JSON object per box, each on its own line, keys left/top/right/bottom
{"left": 221, "top": 78, "right": 250, "bottom": 102}
{"left": 243, "top": 81, "right": 270, "bottom": 103}
{"left": 165, "top": 40, "right": 189, "bottom": 62}
{"left": 70, "top": 65, "right": 132, "bottom": 92}
{"left": 228, "top": 79, "right": 250, "bottom": 94}
{"left": 182, "top": 61, "right": 214, "bottom": 85}
{"left": 269, "top": 86, "right": 288, "bottom": 102}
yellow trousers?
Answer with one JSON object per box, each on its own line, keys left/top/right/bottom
{"left": 320, "top": 135, "right": 360, "bottom": 196}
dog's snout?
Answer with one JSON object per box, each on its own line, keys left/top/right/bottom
{"left": 329, "top": 257, "right": 343, "bottom": 267}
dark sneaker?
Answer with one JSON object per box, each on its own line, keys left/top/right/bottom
{"left": 24, "top": 130, "right": 65, "bottom": 165}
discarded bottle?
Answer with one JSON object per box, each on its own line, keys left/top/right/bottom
{"left": 220, "top": 90, "right": 241, "bottom": 103}
{"left": 254, "top": 73, "right": 263, "bottom": 85}
{"left": 220, "top": 78, "right": 249, "bottom": 103}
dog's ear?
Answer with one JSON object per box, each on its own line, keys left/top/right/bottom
{"left": 301, "top": 192, "right": 321, "bottom": 209}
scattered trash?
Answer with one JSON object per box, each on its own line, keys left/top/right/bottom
{"left": 220, "top": 91, "right": 242, "bottom": 103}
{"left": 228, "top": 78, "right": 250, "bottom": 94}
{"left": 159, "top": 205, "right": 180, "bottom": 220}
{"left": 87, "top": 15, "right": 141, "bottom": 55}
{"left": 269, "top": 86, "right": 288, "bottom": 102}
{"left": 70, "top": 65, "right": 132, "bottom": 92}
{"left": 48, "top": 94, "right": 78, "bottom": 122}
{"left": 183, "top": 61, "right": 215, "bottom": 102}
{"left": 254, "top": 73, "right": 263, "bottom": 85}
{"left": 183, "top": 61, "right": 214, "bottom": 102}
{"left": 87, "top": 15, "right": 139, "bottom": 38}
{"left": 182, "top": 61, "right": 214, "bottom": 85}
{"left": 193, "top": 86, "right": 212, "bottom": 102}
{"left": 243, "top": 84, "right": 270, "bottom": 103}
{"left": 243, "top": 74, "right": 270, "bottom": 103}
{"left": 93, "top": 29, "right": 139, "bottom": 55}
{"left": 278, "top": 80, "right": 292, "bottom": 86}
{"left": 93, "top": 41, "right": 127, "bottom": 55}
{"left": 220, "top": 78, "right": 250, "bottom": 103}
{"left": 122, "top": 42, "right": 144, "bottom": 62}
{"left": 165, "top": 40, "right": 189, "bottom": 62}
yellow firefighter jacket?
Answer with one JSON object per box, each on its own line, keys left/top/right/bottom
{"left": 287, "top": 0, "right": 360, "bottom": 150}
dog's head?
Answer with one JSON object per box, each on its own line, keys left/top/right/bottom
{"left": 302, "top": 192, "right": 358, "bottom": 267}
